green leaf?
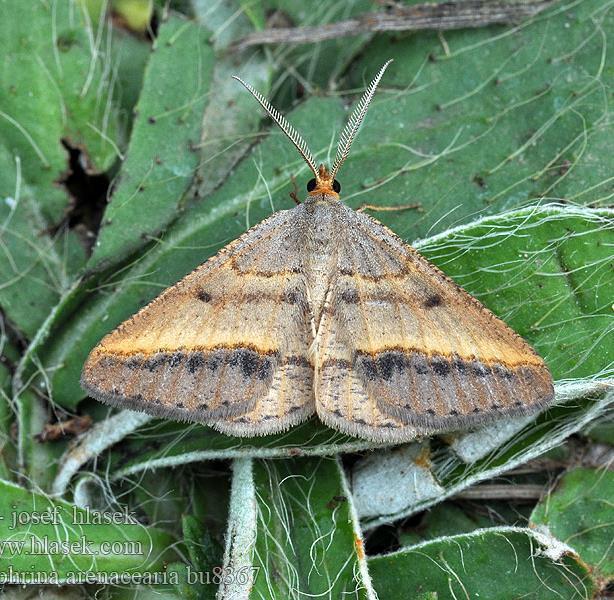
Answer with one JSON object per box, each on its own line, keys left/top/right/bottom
{"left": 195, "top": 55, "right": 271, "bottom": 198}
{"left": 15, "top": 388, "right": 67, "bottom": 491}
{"left": 219, "top": 457, "right": 375, "bottom": 599}
{"left": 192, "top": 0, "right": 254, "bottom": 49}
{"left": 129, "top": 469, "right": 190, "bottom": 535}
{"left": 583, "top": 416, "right": 614, "bottom": 445}
{"left": 0, "top": 164, "right": 88, "bottom": 338}
{"left": 0, "top": 1, "right": 119, "bottom": 218}
{"left": 264, "top": 0, "right": 374, "bottom": 94}
{"left": 530, "top": 467, "right": 614, "bottom": 581}
{"left": 182, "top": 514, "right": 223, "bottom": 600}
{"left": 239, "top": 0, "right": 265, "bottom": 31}
{"left": 415, "top": 206, "right": 613, "bottom": 381}
{"left": 110, "top": 26, "right": 152, "bottom": 127}
{"left": 87, "top": 14, "right": 215, "bottom": 271}
{"left": 0, "top": 1, "right": 119, "bottom": 336}
{"left": 167, "top": 561, "right": 209, "bottom": 600}
{"left": 192, "top": 0, "right": 272, "bottom": 198}
{"left": 0, "top": 357, "right": 15, "bottom": 481}
{"left": 183, "top": 514, "right": 219, "bottom": 570}
{"left": 0, "top": 478, "right": 177, "bottom": 583}
{"left": 346, "top": 0, "right": 613, "bottom": 240}
{"left": 368, "top": 527, "right": 596, "bottom": 599}
{"left": 397, "top": 503, "right": 503, "bottom": 548}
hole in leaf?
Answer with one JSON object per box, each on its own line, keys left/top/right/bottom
{"left": 364, "top": 522, "right": 405, "bottom": 556}
{"left": 55, "top": 138, "right": 111, "bottom": 254}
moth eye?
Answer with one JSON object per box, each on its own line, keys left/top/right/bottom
{"left": 332, "top": 179, "right": 341, "bottom": 193}
{"left": 306, "top": 178, "right": 317, "bottom": 192}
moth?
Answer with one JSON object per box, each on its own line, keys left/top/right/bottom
{"left": 82, "top": 60, "right": 554, "bottom": 442}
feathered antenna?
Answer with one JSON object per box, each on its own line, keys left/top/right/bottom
{"left": 330, "top": 60, "right": 393, "bottom": 180}
{"left": 232, "top": 76, "right": 318, "bottom": 178}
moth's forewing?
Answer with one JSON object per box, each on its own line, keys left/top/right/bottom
{"left": 81, "top": 209, "right": 316, "bottom": 436}
{"left": 314, "top": 205, "right": 553, "bottom": 443}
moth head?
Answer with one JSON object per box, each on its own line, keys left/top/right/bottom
{"left": 232, "top": 59, "right": 392, "bottom": 201}
{"left": 306, "top": 164, "right": 341, "bottom": 197}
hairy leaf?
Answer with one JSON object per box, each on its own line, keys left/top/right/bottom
{"left": 88, "top": 15, "right": 215, "bottom": 271}
{"left": 0, "top": 478, "right": 177, "bottom": 583}
{"left": 0, "top": 1, "right": 119, "bottom": 336}
{"left": 346, "top": 0, "right": 613, "bottom": 239}
{"left": 219, "top": 457, "right": 374, "bottom": 599}
{"left": 531, "top": 467, "right": 614, "bottom": 581}
{"left": 368, "top": 527, "right": 595, "bottom": 599}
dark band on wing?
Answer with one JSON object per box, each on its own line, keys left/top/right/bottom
{"left": 320, "top": 349, "right": 554, "bottom": 431}
{"left": 82, "top": 347, "right": 313, "bottom": 422}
